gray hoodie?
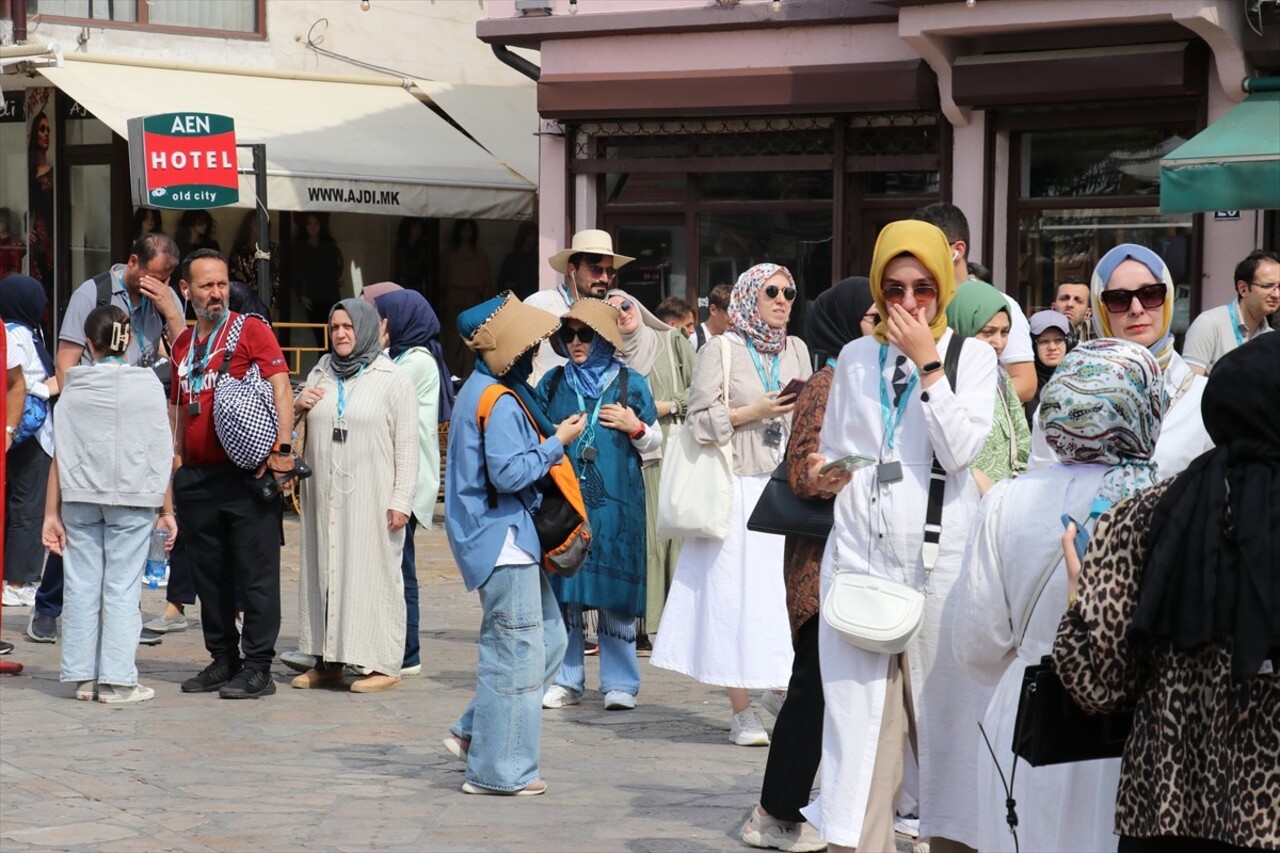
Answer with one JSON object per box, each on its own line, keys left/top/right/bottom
{"left": 54, "top": 363, "right": 172, "bottom": 507}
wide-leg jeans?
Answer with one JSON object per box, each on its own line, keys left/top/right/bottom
{"left": 451, "top": 563, "right": 567, "bottom": 792}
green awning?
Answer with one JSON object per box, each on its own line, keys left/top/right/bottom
{"left": 1159, "top": 90, "right": 1280, "bottom": 214}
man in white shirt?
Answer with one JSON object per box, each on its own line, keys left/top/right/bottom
{"left": 523, "top": 229, "right": 634, "bottom": 384}
{"left": 1183, "top": 250, "right": 1278, "bottom": 375}
{"left": 912, "top": 203, "right": 1036, "bottom": 402}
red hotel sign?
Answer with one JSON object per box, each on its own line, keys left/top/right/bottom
{"left": 127, "top": 113, "right": 239, "bottom": 209}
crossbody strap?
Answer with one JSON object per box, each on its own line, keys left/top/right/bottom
{"left": 921, "top": 333, "right": 964, "bottom": 570}
{"left": 215, "top": 315, "right": 249, "bottom": 379}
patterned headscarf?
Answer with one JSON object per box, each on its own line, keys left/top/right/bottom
{"left": 1090, "top": 243, "right": 1176, "bottom": 371}
{"left": 869, "top": 220, "right": 956, "bottom": 344}
{"left": 563, "top": 331, "right": 620, "bottom": 400}
{"left": 1039, "top": 338, "right": 1166, "bottom": 505}
{"left": 728, "top": 263, "right": 793, "bottom": 355}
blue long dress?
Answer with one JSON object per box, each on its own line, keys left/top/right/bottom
{"left": 535, "top": 365, "right": 658, "bottom": 618}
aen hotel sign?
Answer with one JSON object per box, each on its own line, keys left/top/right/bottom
{"left": 128, "top": 112, "right": 239, "bottom": 209}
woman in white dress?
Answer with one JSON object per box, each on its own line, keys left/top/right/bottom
{"left": 651, "top": 263, "right": 811, "bottom": 747}
{"left": 802, "top": 220, "right": 997, "bottom": 852}
{"left": 955, "top": 338, "right": 1165, "bottom": 852}
{"left": 1029, "top": 243, "right": 1211, "bottom": 479}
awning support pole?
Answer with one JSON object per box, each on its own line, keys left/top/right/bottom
{"left": 235, "top": 143, "right": 272, "bottom": 314}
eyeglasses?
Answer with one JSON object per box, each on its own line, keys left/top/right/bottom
{"left": 862, "top": 311, "right": 879, "bottom": 323}
{"left": 1250, "top": 280, "right": 1280, "bottom": 293}
{"left": 763, "top": 284, "right": 797, "bottom": 301}
{"left": 558, "top": 325, "right": 596, "bottom": 345}
{"left": 882, "top": 284, "right": 938, "bottom": 305}
{"left": 1099, "top": 283, "right": 1167, "bottom": 314}
{"left": 584, "top": 264, "right": 618, "bottom": 279}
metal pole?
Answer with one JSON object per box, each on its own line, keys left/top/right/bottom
{"left": 251, "top": 144, "right": 271, "bottom": 313}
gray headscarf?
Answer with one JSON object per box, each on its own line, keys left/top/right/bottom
{"left": 606, "top": 287, "right": 668, "bottom": 375}
{"left": 328, "top": 298, "right": 383, "bottom": 379}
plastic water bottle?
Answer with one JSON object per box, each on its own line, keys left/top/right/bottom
{"left": 144, "top": 529, "right": 169, "bottom": 591}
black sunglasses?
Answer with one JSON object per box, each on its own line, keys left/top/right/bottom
{"left": 763, "top": 284, "right": 797, "bottom": 302}
{"left": 1099, "top": 283, "right": 1166, "bottom": 314}
{"left": 558, "top": 325, "right": 596, "bottom": 345}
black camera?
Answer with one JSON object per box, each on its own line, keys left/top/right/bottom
{"left": 248, "top": 455, "right": 313, "bottom": 502}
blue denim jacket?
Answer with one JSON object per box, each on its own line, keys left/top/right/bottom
{"left": 445, "top": 373, "right": 565, "bottom": 591}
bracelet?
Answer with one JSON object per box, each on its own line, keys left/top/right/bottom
{"left": 1067, "top": 590, "right": 1078, "bottom": 608}
{"left": 629, "top": 424, "right": 646, "bottom": 440}
{"left": 158, "top": 512, "right": 175, "bottom": 518}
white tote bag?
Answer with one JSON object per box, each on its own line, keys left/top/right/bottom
{"left": 656, "top": 339, "right": 733, "bottom": 540}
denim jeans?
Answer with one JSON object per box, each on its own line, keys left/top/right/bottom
{"left": 557, "top": 603, "right": 640, "bottom": 697}
{"left": 401, "top": 515, "right": 420, "bottom": 668}
{"left": 59, "top": 502, "right": 152, "bottom": 686}
{"left": 451, "top": 563, "right": 567, "bottom": 792}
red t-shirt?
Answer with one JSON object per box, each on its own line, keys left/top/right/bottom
{"left": 170, "top": 312, "right": 288, "bottom": 467}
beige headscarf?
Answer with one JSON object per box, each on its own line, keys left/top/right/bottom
{"left": 605, "top": 287, "right": 668, "bottom": 375}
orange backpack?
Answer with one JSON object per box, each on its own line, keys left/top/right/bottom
{"left": 477, "top": 384, "right": 592, "bottom": 577}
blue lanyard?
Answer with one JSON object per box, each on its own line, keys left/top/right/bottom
{"left": 128, "top": 295, "right": 151, "bottom": 356}
{"left": 1227, "top": 300, "right": 1246, "bottom": 349}
{"left": 745, "top": 337, "right": 780, "bottom": 392}
{"left": 184, "top": 312, "right": 228, "bottom": 396}
{"left": 825, "top": 357, "right": 837, "bottom": 369}
{"left": 877, "top": 345, "right": 918, "bottom": 451}
{"left": 336, "top": 365, "right": 365, "bottom": 422}
{"left": 101, "top": 356, "right": 125, "bottom": 365}
{"left": 573, "top": 373, "right": 617, "bottom": 454}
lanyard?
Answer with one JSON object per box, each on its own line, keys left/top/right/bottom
{"left": 573, "top": 372, "right": 618, "bottom": 454}
{"left": 877, "top": 345, "right": 918, "bottom": 451}
{"left": 825, "top": 357, "right": 837, "bottom": 369}
{"left": 336, "top": 365, "right": 365, "bottom": 423}
{"left": 101, "top": 356, "right": 125, "bottom": 365}
{"left": 185, "top": 312, "right": 229, "bottom": 397}
{"left": 1227, "top": 299, "right": 1246, "bottom": 349}
{"left": 128, "top": 294, "right": 152, "bottom": 357}
{"left": 745, "top": 337, "right": 780, "bottom": 392}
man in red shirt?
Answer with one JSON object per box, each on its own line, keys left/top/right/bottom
{"left": 170, "top": 249, "right": 294, "bottom": 699}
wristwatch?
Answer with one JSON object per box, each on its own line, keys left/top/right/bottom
{"left": 273, "top": 442, "right": 292, "bottom": 455}
{"left": 919, "top": 359, "right": 943, "bottom": 375}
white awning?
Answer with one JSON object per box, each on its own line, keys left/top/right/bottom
{"left": 414, "top": 80, "right": 539, "bottom": 185}
{"left": 39, "top": 55, "right": 535, "bottom": 219}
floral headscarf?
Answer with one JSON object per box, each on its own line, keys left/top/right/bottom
{"left": 1090, "top": 243, "right": 1176, "bottom": 371}
{"left": 1039, "top": 338, "right": 1166, "bottom": 506}
{"left": 869, "top": 220, "right": 956, "bottom": 344}
{"left": 727, "top": 263, "right": 794, "bottom": 355}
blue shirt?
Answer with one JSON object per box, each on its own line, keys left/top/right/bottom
{"left": 444, "top": 373, "right": 565, "bottom": 591}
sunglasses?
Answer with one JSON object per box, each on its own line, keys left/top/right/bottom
{"left": 584, "top": 264, "right": 618, "bottom": 279}
{"left": 1099, "top": 283, "right": 1166, "bottom": 314}
{"left": 558, "top": 325, "right": 596, "bottom": 345}
{"left": 882, "top": 284, "right": 938, "bottom": 305}
{"left": 763, "top": 285, "right": 797, "bottom": 301}
{"left": 610, "top": 300, "right": 634, "bottom": 313}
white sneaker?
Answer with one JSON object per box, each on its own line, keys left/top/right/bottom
{"left": 894, "top": 814, "right": 920, "bottom": 839}
{"left": 2, "top": 583, "right": 35, "bottom": 607}
{"left": 542, "top": 684, "right": 581, "bottom": 709}
{"left": 741, "top": 804, "right": 828, "bottom": 852}
{"left": 280, "top": 650, "right": 317, "bottom": 673}
{"left": 730, "top": 708, "right": 771, "bottom": 746}
{"left": 97, "top": 683, "right": 156, "bottom": 704}
{"left": 603, "top": 690, "right": 636, "bottom": 710}
{"left": 759, "top": 690, "right": 786, "bottom": 718}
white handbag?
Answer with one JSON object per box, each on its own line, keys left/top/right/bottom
{"left": 656, "top": 339, "right": 733, "bottom": 540}
{"left": 822, "top": 543, "right": 926, "bottom": 654}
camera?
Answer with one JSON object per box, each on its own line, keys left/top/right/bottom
{"left": 248, "top": 455, "right": 313, "bottom": 501}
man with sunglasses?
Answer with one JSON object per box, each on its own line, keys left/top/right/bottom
{"left": 1182, "top": 250, "right": 1278, "bottom": 376}
{"left": 912, "top": 203, "right": 1037, "bottom": 404}
{"left": 524, "top": 229, "right": 634, "bottom": 384}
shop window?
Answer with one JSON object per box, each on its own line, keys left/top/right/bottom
{"left": 604, "top": 172, "right": 684, "bottom": 206}
{"left": 698, "top": 171, "right": 832, "bottom": 203}
{"left": 698, "top": 211, "right": 832, "bottom": 303}
{"left": 1020, "top": 127, "right": 1189, "bottom": 198}
{"left": 864, "top": 171, "right": 939, "bottom": 198}
{"left": 31, "top": 0, "right": 263, "bottom": 37}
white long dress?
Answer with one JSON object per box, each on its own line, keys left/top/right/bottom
{"left": 1030, "top": 351, "right": 1211, "bottom": 478}
{"left": 954, "top": 465, "right": 1122, "bottom": 853}
{"left": 801, "top": 329, "right": 996, "bottom": 849}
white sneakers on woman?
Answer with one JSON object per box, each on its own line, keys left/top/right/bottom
{"left": 730, "top": 708, "right": 771, "bottom": 746}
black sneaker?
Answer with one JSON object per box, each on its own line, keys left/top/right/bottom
{"left": 181, "top": 660, "right": 240, "bottom": 693}
{"left": 27, "top": 612, "right": 57, "bottom": 643}
{"left": 138, "top": 629, "right": 164, "bottom": 646}
{"left": 0, "top": 640, "right": 12, "bottom": 655}
{"left": 219, "top": 668, "right": 276, "bottom": 700}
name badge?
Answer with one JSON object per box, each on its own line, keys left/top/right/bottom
{"left": 187, "top": 401, "right": 201, "bottom": 416}
{"left": 332, "top": 427, "right": 348, "bottom": 443}
{"left": 763, "top": 423, "right": 784, "bottom": 449}
{"left": 581, "top": 446, "right": 597, "bottom": 463}
{"left": 877, "top": 461, "right": 903, "bottom": 484}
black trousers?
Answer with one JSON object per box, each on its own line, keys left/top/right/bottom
{"left": 760, "top": 614, "right": 824, "bottom": 823}
{"left": 173, "top": 465, "right": 280, "bottom": 672}
{"left": 1119, "top": 836, "right": 1252, "bottom": 853}
{"left": 4, "top": 438, "right": 51, "bottom": 585}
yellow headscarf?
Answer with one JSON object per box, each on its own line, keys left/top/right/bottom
{"left": 869, "top": 220, "right": 956, "bottom": 344}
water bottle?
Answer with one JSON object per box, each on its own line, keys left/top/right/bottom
{"left": 144, "top": 529, "right": 169, "bottom": 590}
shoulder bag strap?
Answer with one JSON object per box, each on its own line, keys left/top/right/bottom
{"left": 922, "top": 333, "right": 965, "bottom": 571}
{"left": 1015, "top": 552, "right": 1066, "bottom": 648}
{"left": 215, "top": 315, "right": 249, "bottom": 379}
{"left": 94, "top": 271, "right": 114, "bottom": 307}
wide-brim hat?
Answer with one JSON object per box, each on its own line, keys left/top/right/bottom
{"left": 550, "top": 298, "right": 624, "bottom": 357}
{"left": 547, "top": 229, "right": 635, "bottom": 274}
{"left": 460, "top": 291, "right": 560, "bottom": 376}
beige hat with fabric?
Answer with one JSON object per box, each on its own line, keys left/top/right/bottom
{"left": 547, "top": 229, "right": 635, "bottom": 274}
{"left": 550, "top": 298, "right": 624, "bottom": 357}
{"left": 460, "top": 291, "right": 561, "bottom": 377}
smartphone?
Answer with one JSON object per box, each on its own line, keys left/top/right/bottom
{"left": 1061, "top": 513, "right": 1091, "bottom": 559}
{"left": 779, "top": 378, "right": 807, "bottom": 401}
{"left": 819, "top": 453, "right": 876, "bottom": 475}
